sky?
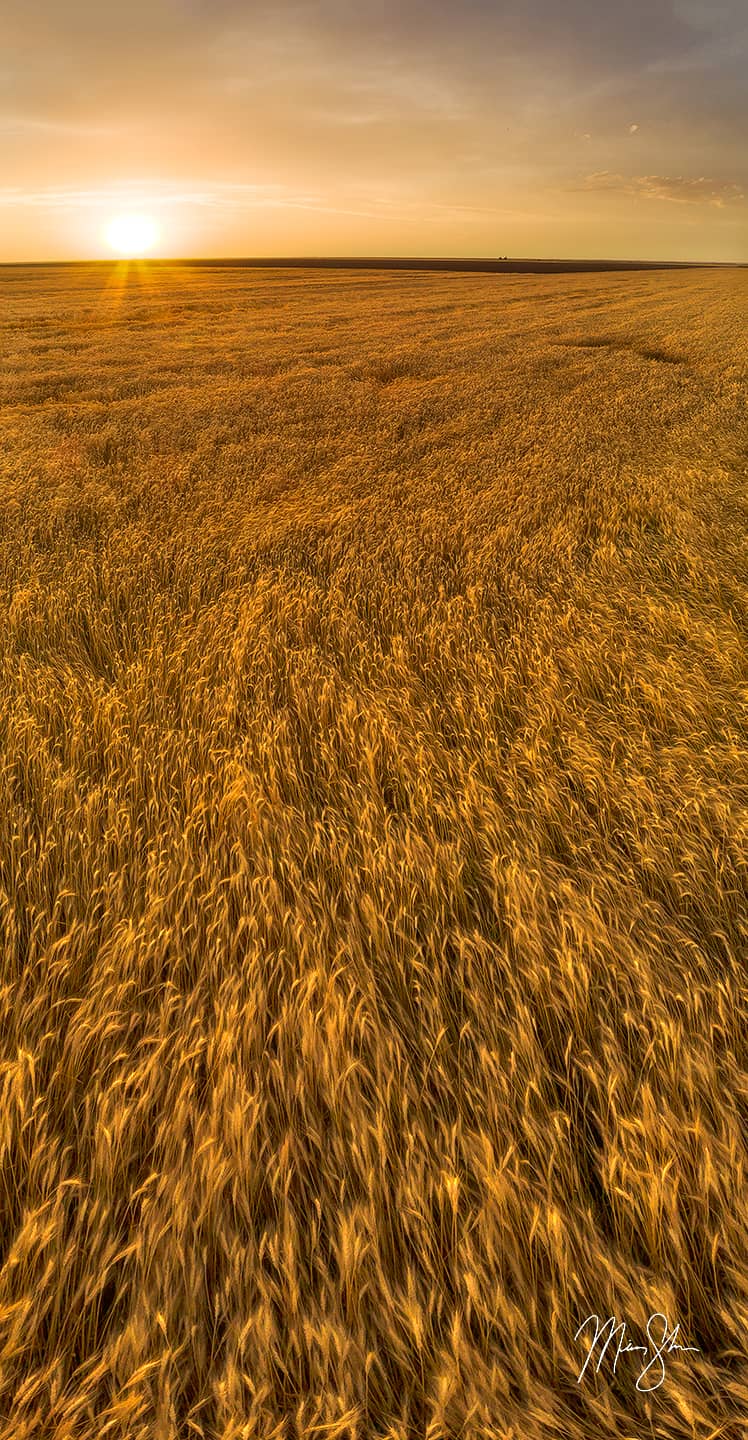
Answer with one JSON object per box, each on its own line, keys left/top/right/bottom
{"left": 1, "top": 0, "right": 747, "bottom": 262}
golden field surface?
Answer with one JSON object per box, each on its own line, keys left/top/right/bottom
{"left": 0, "top": 262, "right": 747, "bottom": 1439}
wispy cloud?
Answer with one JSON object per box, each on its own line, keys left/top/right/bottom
{"left": 579, "top": 172, "right": 747, "bottom": 206}
{"left": 0, "top": 180, "right": 314, "bottom": 210}
{"left": 0, "top": 176, "right": 566, "bottom": 246}
{"left": 0, "top": 179, "right": 419, "bottom": 226}
{"left": 0, "top": 113, "right": 119, "bottom": 138}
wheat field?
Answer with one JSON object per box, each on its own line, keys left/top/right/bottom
{"left": 0, "top": 262, "right": 747, "bottom": 1438}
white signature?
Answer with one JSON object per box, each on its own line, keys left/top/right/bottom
{"left": 574, "top": 1314, "right": 701, "bottom": 1392}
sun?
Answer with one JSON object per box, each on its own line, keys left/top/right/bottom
{"left": 105, "top": 212, "right": 159, "bottom": 257}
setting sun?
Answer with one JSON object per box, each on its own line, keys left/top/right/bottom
{"left": 104, "top": 212, "right": 159, "bottom": 257}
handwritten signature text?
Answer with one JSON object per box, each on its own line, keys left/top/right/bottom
{"left": 574, "top": 1313, "right": 701, "bottom": 1392}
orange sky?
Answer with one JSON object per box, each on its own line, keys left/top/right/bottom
{"left": 2, "top": 0, "right": 747, "bottom": 262}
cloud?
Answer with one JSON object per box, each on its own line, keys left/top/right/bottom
{"left": 0, "top": 113, "right": 119, "bottom": 138}
{"left": 0, "top": 177, "right": 559, "bottom": 229}
{"left": 672, "top": 0, "right": 748, "bottom": 30}
{"left": 580, "top": 172, "right": 747, "bottom": 206}
{"left": 0, "top": 180, "right": 315, "bottom": 210}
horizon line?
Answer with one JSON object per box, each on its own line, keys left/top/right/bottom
{"left": 0, "top": 254, "right": 743, "bottom": 273}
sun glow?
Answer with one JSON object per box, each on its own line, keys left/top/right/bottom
{"left": 105, "top": 212, "right": 159, "bottom": 257}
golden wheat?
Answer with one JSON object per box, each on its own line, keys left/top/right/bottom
{"left": 0, "top": 261, "right": 746, "bottom": 1438}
